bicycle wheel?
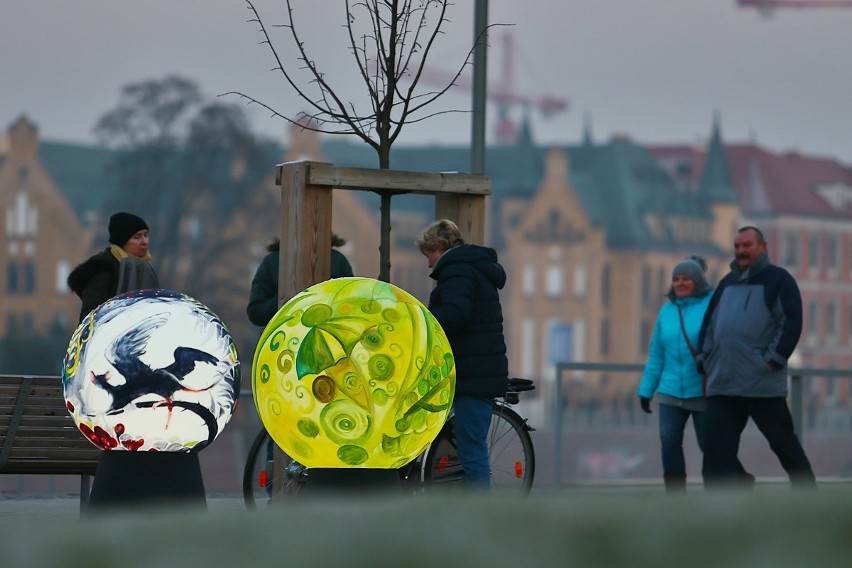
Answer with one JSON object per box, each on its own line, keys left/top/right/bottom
{"left": 423, "top": 402, "right": 535, "bottom": 494}
{"left": 242, "top": 427, "right": 307, "bottom": 508}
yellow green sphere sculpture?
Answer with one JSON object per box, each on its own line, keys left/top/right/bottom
{"left": 252, "top": 277, "right": 455, "bottom": 468}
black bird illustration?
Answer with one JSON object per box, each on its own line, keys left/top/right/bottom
{"left": 91, "top": 317, "right": 220, "bottom": 412}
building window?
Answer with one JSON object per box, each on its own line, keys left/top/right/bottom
{"left": 640, "top": 318, "right": 652, "bottom": 354}
{"left": 7, "top": 262, "right": 18, "bottom": 294}
{"left": 521, "top": 317, "right": 536, "bottom": 378}
{"left": 806, "top": 299, "right": 819, "bottom": 346}
{"left": 543, "top": 317, "right": 562, "bottom": 378}
{"left": 826, "top": 234, "right": 839, "bottom": 273}
{"left": 572, "top": 265, "right": 586, "bottom": 299}
{"left": 601, "top": 264, "right": 610, "bottom": 308}
{"left": 826, "top": 300, "right": 838, "bottom": 344}
{"left": 641, "top": 265, "right": 651, "bottom": 308}
{"left": 599, "top": 319, "right": 610, "bottom": 356}
{"left": 782, "top": 232, "right": 799, "bottom": 269}
{"left": 522, "top": 264, "right": 536, "bottom": 298}
{"left": 24, "top": 262, "right": 36, "bottom": 294}
{"left": 656, "top": 266, "right": 667, "bottom": 300}
{"left": 572, "top": 319, "right": 586, "bottom": 362}
{"left": 546, "top": 265, "right": 564, "bottom": 298}
{"left": 808, "top": 234, "right": 820, "bottom": 272}
{"left": 848, "top": 236, "right": 852, "bottom": 279}
{"left": 22, "top": 312, "right": 34, "bottom": 335}
{"left": 848, "top": 304, "right": 852, "bottom": 344}
{"left": 7, "top": 191, "right": 38, "bottom": 238}
{"left": 7, "top": 313, "right": 18, "bottom": 335}
{"left": 549, "top": 322, "right": 573, "bottom": 365}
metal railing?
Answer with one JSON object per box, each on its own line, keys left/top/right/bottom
{"left": 553, "top": 362, "right": 852, "bottom": 486}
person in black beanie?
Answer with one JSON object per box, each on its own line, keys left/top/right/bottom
{"left": 67, "top": 212, "right": 157, "bottom": 322}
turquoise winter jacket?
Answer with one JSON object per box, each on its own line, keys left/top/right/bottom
{"left": 637, "top": 292, "right": 711, "bottom": 400}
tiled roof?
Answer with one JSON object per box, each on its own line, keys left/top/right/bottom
{"left": 725, "top": 144, "right": 852, "bottom": 217}
{"left": 38, "top": 141, "right": 124, "bottom": 220}
{"left": 30, "top": 124, "right": 798, "bottom": 255}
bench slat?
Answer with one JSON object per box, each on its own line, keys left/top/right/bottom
{"left": 1, "top": 375, "right": 100, "bottom": 480}
{"left": 1, "top": 461, "right": 99, "bottom": 475}
{"left": 0, "top": 408, "right": 71, "bottom": 420}
{"left": 0, "top": 414, "right": 75, "bottom": 429}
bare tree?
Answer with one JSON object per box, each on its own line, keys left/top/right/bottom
{"left": 93, "top": 76, "right": 269, "bottom": 294}
{"left": 226, "top": 0, "right": 493, "bottom": 279}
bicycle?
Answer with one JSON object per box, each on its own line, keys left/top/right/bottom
{"left": 243, "top": 377, "right": 535, "bottom": 508}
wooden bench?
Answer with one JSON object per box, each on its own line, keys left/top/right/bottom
{"left": 0, "top": 374, "right": 100, "bottom": 509}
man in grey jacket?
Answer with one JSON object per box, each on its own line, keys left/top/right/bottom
{"left": 697, "top": 226, "right": 816, "bottom": 488}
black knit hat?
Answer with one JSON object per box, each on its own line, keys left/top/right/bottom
{"left": 108, "top": 212, "right": 148, "bottom": 246}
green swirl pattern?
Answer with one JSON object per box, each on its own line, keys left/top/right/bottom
{"left": 252, "top": 277, "right": 455, "bottom": 468}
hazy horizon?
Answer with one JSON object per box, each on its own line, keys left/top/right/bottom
{"left": 2, "top": 1, "right": 851, "bottom": 163}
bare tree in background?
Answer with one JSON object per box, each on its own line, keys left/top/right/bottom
{"left": 227, "top": 0, "right": 493, "bottom": 280}
{"left": 93, "top": 75, "right": 269, "bottom": 296}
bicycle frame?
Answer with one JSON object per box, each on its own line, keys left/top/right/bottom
{"left": 244, "top": 383, "right": 535, "bottom": 507}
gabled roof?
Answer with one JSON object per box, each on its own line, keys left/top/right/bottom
{"left": 38, "top": 140, "right": 284, "bottom": 225}
{"left": 328, "top": 131, "right": 704, "bottom": 251}
{"left": 725, "top": 144, "right": 852, "bottom": 218}
{"left": 38, "top": 141, "right": 124, "bottom": 217}
{"left": 562, "top": 136, "right": 711, "bottom": 250}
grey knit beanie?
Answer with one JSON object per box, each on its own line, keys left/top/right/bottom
{"left": 670, "top": 258, "right": 711, "bottom": 297}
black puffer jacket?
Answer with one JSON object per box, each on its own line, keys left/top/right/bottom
{"left": 427, "top": 244, "right": 509, "bottom": 398}
{"left": 66, "top": 248, "right": 119, "bottom": 323}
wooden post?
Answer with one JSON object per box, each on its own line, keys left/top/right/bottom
{"left": 276, "top": 161, "right": 333, "bottom": 303}
{"left": 435, "top": 193, "right": 486, "bottom": 245}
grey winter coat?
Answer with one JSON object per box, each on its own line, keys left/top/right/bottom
{"left": 697, "top": 253, "right": 803, "bottom": 397}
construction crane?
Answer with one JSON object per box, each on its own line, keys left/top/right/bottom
{"left": 417, "top": 30, "right": 569, "bottom": 145}
{"left": 738, "top": 0, "right": 852, "bottom": 8}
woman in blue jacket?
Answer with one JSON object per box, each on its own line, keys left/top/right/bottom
{"left": 637, "top": 258, "right": 712, "bottom": 491}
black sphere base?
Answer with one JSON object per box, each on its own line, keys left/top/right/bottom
{"left": 87, "top": 451, "right": 206, "bottom": 513}
{"left": 300, "top": 468, "right": 402, "bottom": 496}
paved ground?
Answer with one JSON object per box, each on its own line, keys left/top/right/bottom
{"left": 0, "top": 493, "right": 246, "bottom": 519}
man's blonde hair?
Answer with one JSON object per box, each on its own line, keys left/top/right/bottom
{"left": 415, "top": 219, "right": 464, "bottom": 253}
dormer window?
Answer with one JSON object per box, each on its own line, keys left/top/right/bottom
{"left": 814, "top": 182, "right": 852, "bottom": 211}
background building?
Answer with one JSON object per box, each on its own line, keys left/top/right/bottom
{"left": 2, "top": 112, "right": 851, "bottom": 412}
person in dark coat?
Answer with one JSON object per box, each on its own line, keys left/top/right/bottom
{"left": 416, "top": 219, "right": 509, "bottom": 489}
{"left": 246, "top": 234, "right": 354, "bottom": 328}
{"left": 67, "top": 212, "right": 157, "bottom": 323}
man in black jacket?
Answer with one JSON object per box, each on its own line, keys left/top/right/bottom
{"left": 416, "top": 219, "right": 509, "bottom": 490}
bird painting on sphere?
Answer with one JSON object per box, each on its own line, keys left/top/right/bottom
{"left": 63, "top": 290, "right": 240, "bottom": 452}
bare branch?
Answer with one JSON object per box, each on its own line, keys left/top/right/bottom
{"left": 228, "top": 0, "right": 494, "bottom": 169}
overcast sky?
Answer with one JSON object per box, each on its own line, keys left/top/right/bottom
{"left": 2, "top": 1, "right": 851, "bottom": 163}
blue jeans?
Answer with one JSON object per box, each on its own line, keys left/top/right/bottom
{"left": 452, "top": 395, "right": 493, "bottom": 490}
{"left": 659, "top": 403, "right": 707, "bottom": 477}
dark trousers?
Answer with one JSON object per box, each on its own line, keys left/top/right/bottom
{"left": 702, "top": 395, "right": 816, "bottom": 489}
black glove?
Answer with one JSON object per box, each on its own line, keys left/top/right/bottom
{"left": 639, "top": 397, "right": 652, "bottom": 414}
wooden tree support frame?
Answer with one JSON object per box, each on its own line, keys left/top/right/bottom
{"left": 275, "top": 160, "right": 491, "bottom": 304}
